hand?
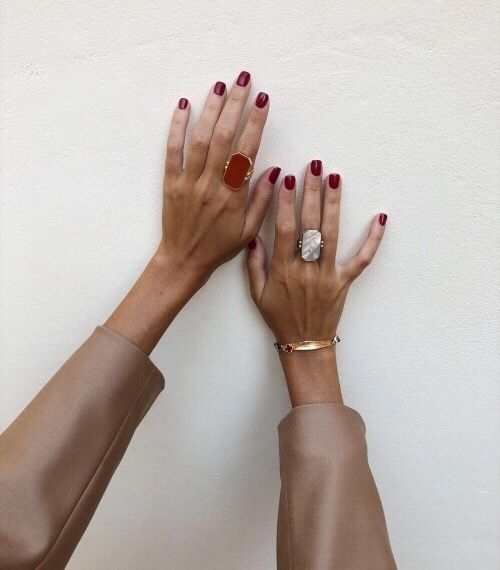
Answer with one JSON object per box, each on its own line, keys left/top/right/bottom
{"left": 157, "top": 72, "right": 276, "bottom": 286}
{"left": 246, "top": 162, "right": 387, "bottom": 406}
{"left": 106, "top": 72, "right": 279, "bottom": 353}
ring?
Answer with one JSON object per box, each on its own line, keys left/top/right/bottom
{"left": 223, "top": 152, "right": 254, "bottom": 191}
{"left": 297, "top": 229, "right": 324, "bottom": 261}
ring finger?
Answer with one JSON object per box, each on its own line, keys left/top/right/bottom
{"left": 204, "top": 70, "right": 252, "bottom": 175}
{"left": 185, "top": 80, "right": 227, "bottom": 179}
{"left": 320, "top": 172, "right": 342, "bottom": 269}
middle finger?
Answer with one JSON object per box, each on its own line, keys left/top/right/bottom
{"left": 300, "top": 159, "right": 323, "bottom": 232}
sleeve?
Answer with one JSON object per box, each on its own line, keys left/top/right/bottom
{"left": 0, "top": 326, "right": 165, "bottom": 570}
{"left": 276, "top": 403, "right": 397, "bottom": 570}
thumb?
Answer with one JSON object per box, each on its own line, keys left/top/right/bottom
{"left": 246, "top": 236, "right": 267, "bottom": 304}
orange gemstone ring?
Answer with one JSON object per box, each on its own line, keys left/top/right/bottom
{"left": 223, "top": 152, "right": 254, "bottom": 190}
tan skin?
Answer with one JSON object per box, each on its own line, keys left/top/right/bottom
{"left": 106, "top": 72, "right": 387, "bottom": 407}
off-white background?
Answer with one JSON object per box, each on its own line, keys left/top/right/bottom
{"left": 1, "top": 1, "right": 499, "bottom": 568}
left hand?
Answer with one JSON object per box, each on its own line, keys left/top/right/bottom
{"left": 157, "top": 72, "right": 277, "bottom": 286}
{"left": 106, "top": 72, "right": 278, "bottom": 354}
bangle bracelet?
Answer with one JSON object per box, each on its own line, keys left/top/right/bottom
{"left": 274, "top": 335, "right": 340, "bottom": 354}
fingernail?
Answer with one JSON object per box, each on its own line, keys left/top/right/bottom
{"left": 328, "top": 173, "right": 341, "bottom": 189}
{"left": 248, "top": 238, "right": 257, "bottom": 250}
{"left": 269, "top": 167, "right": 281, "bottom": 184}
{"left": 214, "top": 81, "right": 226, "bottom": 96}
{"left": 311, "top": 159, "right": 322, "bottom": 176}
{"left": 256, "top": 92, "right": 269, "bottom": 108}
{"left": 284, "top": 175, "right": 295, "bottom": 190}
{"left": 236, "top": 71, "right": 251, "bottom": 87}
{"left": 379, "top": 213, "right": 388, "bottom": 226}
{"left": 178, "top": 98, "right": 189, "bottom": 110}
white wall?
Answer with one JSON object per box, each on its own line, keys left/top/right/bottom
{"left": 1, "top": 1, "right": 498, "bottom": 568}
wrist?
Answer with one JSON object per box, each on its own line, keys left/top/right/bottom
{"left": 279, "top": 347, "right": 342, "bottom": 407}
{"left": 105, "top": 249, "right": 208, "bottom": 355}
{"left": 151, "top": 244, "right": 210, "bottom": 296}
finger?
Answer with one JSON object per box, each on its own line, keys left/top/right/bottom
{"left": 184, "top": 81, "right": 227, "bottom": 179}
{"left": 273, "top": 175, "right": 297, "bottom": 264}
{"left": 235, "top": 91, "right": 270, "bottom": 164}
{"left": 204, "top": 70, "right": 252, "bottom": 174}
{"left": 320, "top": 173, "right": 342, "bottom": 269}
{"left": 243, "top": 166, "right": 280, "bottom": 241}
{"left": 300, "top": 159, "right": 323, "bottom": 231}
{"left": 165, "top": 98, "right": 190, "bottom": 179}
{"left": 341, "top": 213, "right": 388, "bottom": 281}
{"left": 246, "top": 236, "right": 268, "bottom": 304}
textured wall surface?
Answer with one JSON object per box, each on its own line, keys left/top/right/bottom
{"left": 1, "top": 1, "right": 499, "bottom": 568}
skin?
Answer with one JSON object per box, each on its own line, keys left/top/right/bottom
{"left": 106, "top": 72, "right": 387, "bottom": 407}
{"left": 247, "top": 167, "right": 386, "bottom": 406}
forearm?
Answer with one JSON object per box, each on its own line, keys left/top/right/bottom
{"left": 279, "top": 347, "right": 342, "bottom": 407}
{"left": 105, "top": 249, "right": 206, "bottom": 355}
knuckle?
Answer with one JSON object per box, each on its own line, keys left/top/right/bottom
{"left": 358, "top": 254, "right": 372, "bottom": 269}
{"left": 228, "top": 93, "right": 243, "bottom": 104}
{"left": 214, "top": 127, "right": 233, "bottom": 146}
{"left": 302, "top": 216, "right": 320, "bottom": 229}
{"left": 166, "top": 142, "right": 180, "bottom": 156}
{"left": 191, "top": 135, "right": 208, "bottom": 152}
{"left": 325, "top": 192, "right": 340, "bottom": 204}
{"left": 247, "top": 113, "right": 261, "bottom": 128}
{"left": 276, "top": 222, "right": 295, "bottom": 237}
{"left": 304, "top": 182, "right": 321, "bottom": 193}
{"left": 207, "top": 102, "right": 220, "bottom": 114}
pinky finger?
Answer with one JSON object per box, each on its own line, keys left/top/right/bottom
{"left": 165, "top": 98, "right": 190, "bottom": 179}
{"left": 341, "top": 213, "right": 388, "bottom": 281}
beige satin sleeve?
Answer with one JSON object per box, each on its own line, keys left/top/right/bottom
{"left": 0, "top": 326, "right": 164, "bottom": 570}
{"left": 277, "top": 403, "right": 396, "bottom": 569}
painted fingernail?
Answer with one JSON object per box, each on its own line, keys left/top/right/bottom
{"left": 311, "top": 159, "right": 322, "bottom": 176}
{"left": 284, "top": 175, "right": 295, "bottom": 190}
{"left": 236, "top": 71, "right": 251, "bottom": 87}
{"left": 256, "top": 92, "right": 269, "bottom": 108}
{"left": 178, "top": 98, "right": 188, "bottom": 109}
{"left": 379, "top": 213, "right": 388, "bottom": 226}
{"left": 269, "top": 167, "right": 281, "bottom": 184}
{"left": 248, "top": 238, "right": 257, "bottom": 250}
{"left": 328, "top": 173, "right": 341, "bottom": 189}
{"left": 214, "top": 81, "right": 226, "bottom": 96}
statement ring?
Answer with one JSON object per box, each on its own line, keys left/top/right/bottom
{"left": 297, "top": 229, "right": 324, "bottom": 262}
{"left": 223, "top": 152, "right": 254, "bottom": 190}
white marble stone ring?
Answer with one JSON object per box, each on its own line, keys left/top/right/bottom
{"left": 298, "top": 229, "right": 324, "bottom": 261}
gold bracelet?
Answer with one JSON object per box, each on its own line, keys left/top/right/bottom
{"left": 274, "top": 335, "right": 340, "bottom": 354}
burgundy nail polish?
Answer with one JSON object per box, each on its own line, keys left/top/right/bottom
{"left": 284, "top": 175, "right": 295, "bottom": 190}
{"left": 379, "top": 213, "right": 388, "bottom": 226}
{"left": 269, "top": 166, "right": 281, "bottom": 184}
{"left": 311, "top": 159, "right": 322, "bottom": 176}
{"left": 255, "top": 92, "right": 269, "bottom": 108}
{"left": 214, "top": 81, "right": 226, "bottom": 96}
{"left": 329, "top": 173, "right": 340, "bottom": 189}
{"left": 248, "top": 238, "right": 257, "bottom": 250}
{"left": 236, "top": 71, "right": 251, "bottom": 87}
{"left": 178, "top": 98, "right": 188, "bottom": 109}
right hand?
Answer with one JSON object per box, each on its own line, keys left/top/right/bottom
{"left": 247, "top": 162, "right": 387, "bottom": 345}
